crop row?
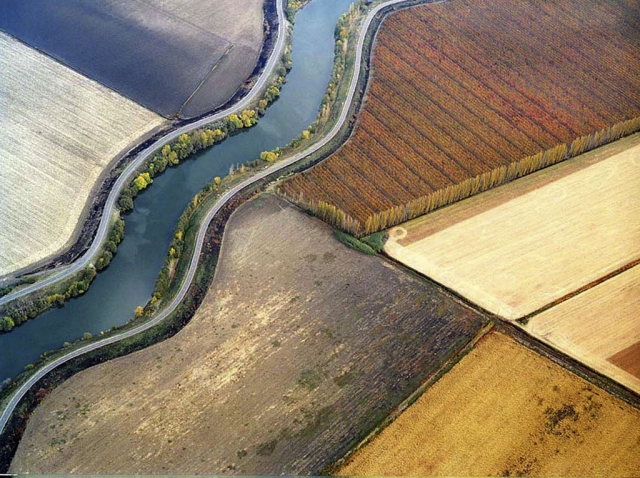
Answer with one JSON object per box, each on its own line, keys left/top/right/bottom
{"left": 280, "top": 0, "right": 640, "bottom": 235}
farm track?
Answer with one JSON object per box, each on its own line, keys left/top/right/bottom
{"left": 0, "top": 0, "right": 442, "bottom": 439}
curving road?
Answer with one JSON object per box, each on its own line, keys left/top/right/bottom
{"left": 0, "top": 0, "right": 286, "bottom": 307}
{"left": 0, "top": 0, "right": 428, "bottom": 437}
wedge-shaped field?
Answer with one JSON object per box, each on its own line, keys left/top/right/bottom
{"left": 280, "top": 0, "right": 640, "bottom": 235}
{"left": 0, "top": 33, "right": 164, "bottom": 277}
{"left": 339, "top": 332, "right": 640, "bottom": 477}
{"left": 526, "top": 266, "right": 640, "bottom": 394}
{"left": 10, "top": 194, "right": 486, "bottom": 474}
{"left": 384, "top": 135, "right": 640, "bottom": 319}
{"left": 0, "top": 0, "right": 265, "bottom": 117}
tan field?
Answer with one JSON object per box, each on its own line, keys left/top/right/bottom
{"left": 525, "top": 266, "right": 640, "bottom": 394}
{"left": 10, "top": 195, "right": 486, "bottom": 474}
{"left": 385, "top": 135, "right": 640, "bottom": 319}
{"left": 0, "top": 33, "right": 164, "bottom": 277}
{"left": 338, "top": 332, "right": 640, "bottom": 477}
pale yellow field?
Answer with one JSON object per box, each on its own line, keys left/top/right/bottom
{"left": 385, "top": 135, "right": 640, "bottom": 319}
{"left": 0, "top": 33, "right": 165, "bottom": 277}
{"left": 338, "top": 332, "right": 640, "bottom": 477}
{"left": 525, "top": 265, "right": 640, "bottom": 394}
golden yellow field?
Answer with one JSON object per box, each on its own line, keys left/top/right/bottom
{"left": 0, "top": 32, "right": 164, "bottom": 277}
{"left": 384, "top": 135, "right": 640, "bottom": 319}
{"left": 525, "top": 265, "right": 640, "bottom": 394}
{"left": 338, "top": 332, "right": 640, "bottom": 477}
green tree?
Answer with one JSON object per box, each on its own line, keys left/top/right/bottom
{"left": 133, "top": 172, "right": 153, "bottom": 191}
{"left": 1, "top": 316, "right": 15, "bottom": 332}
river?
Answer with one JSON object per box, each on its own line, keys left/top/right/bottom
{"left": 0, "top": 0, "right": 355, "bottom": 382}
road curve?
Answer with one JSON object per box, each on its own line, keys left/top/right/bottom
{"left": 0, "top": 0, "right": 427, "bottom": 436}
{"left": 0, "top": 0, "right": 286, "bottom": 307}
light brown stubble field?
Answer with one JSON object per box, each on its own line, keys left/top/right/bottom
{"left": 525, "top": 265, "right": 640, "bottom": 394}
{"left": 10, "top": 194, "right": 486, "bottom": 474}
{"left": 338, "top": 332, "right": 640, "bottom": 477}
{"left": 0, "top": 33, "right": 165, "bottom": 277}
{"left": 384, "top": 134, "right": 640, "bottom": 319}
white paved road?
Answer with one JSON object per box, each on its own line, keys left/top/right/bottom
{"left": 0, "top": 0, "right": 286, "bottom": 307}
{"left": 0, "top": 0, "right": 429, "bottom": 437}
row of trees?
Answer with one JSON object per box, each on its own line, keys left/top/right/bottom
{"left": 119, "top": 75, "right": 285, "bottom": 213}
{"left": 286, "top": 116, "right": 640, "bottom": 236}
{"left": 259, "top": 0, "right": 370, "bottom": 166}
{"left": 0, "top": 267, "right": 98, "bottom": 333}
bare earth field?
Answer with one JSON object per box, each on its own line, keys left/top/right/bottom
{"left": 339, "top": 332, "right": 640, "bottom": 477}
{"left": 385, "top": 135, "right": 640, "bottom": 319}
{"left": 526, "top": 266, "right": 640, "bottom": 394}
{"left": 10, "top": 194, "right": 486, "bottom": 474}
{"left": 0, "top": 0, "right": 265, "bottom": 117}
{"left": 0, "top": 33, "right": 164, "bottom": 277}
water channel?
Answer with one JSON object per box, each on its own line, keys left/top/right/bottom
{"left": 0, "top": 0, "right": 355, "bottom": 382}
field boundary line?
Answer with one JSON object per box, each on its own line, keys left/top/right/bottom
{"left": 382, "top": 253, "right": 640, "bottom": 409}
{"left": 497, "top": 320, "right": 640, "bottom": 409}
{"left": 518, "top": 259, "right": 640, "bottom": 325}
{"left": 177, "top": 43, "right": 235, "bottom": 117}
{"left": 325, "top": 322, "right": 494, "bottom": 474}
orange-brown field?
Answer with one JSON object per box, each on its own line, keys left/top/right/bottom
{"left": 525, "top": 265, "right": 640, "bottom": 394}
{"left": 338, "top": 332, "right": 640, "bottom": 477}
{"left": 384, "top": 135, "right": 640, "bottom": 319}
{"left": 280, "top": 0, "right": 640, "bottom": 235}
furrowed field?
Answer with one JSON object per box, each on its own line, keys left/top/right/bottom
{"left": 0, "top": 33, "right": 164, "bottom": 277}
{"left": 338, "top": 332, "right": 640, "bottom": 476}
{"left": 280, "top": 0, "right": 640, "bottom": 235}
{"left": 0, "top": 0, "right": 265, "bottom": 117}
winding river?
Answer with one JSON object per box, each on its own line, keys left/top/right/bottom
{"left": 0, "top": 0, "right": 354, "bottom": 382}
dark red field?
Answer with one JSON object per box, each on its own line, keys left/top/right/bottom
{"left": 281, "top": 0, "right": 640, "bottom": 235}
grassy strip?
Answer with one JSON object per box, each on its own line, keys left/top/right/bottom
{"left": 333, "top": 230, "right": 376, "bottom": 255}
{"left": 360, "top": 231, "right": 387, "bottom": 252}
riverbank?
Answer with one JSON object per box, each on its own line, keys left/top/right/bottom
{"left": 0, "top": 0, "right": 280, "bottom": 287}
{"left": 0, "top": 0, "right": 423, "bottom": 468}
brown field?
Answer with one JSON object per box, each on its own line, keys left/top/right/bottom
{"left": 338, "top": 332, "right": 640, "bottom": 477}
{"left": 10, "top": 194, "right": 486, "bottom": 474}
{"left": 280, "top": 0, "right": 640, "bottom": 235}
{"left": 525, "top": 266, "right": 640, "bottom": 394}
{"left": 0, "top": 32, "right": 165, "bottom": 277}
{"left": 610, "top": 342, "right": 640, "bottom": 380}
{"left": 384, "top": 135, "right": 640, "bottom": 319}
